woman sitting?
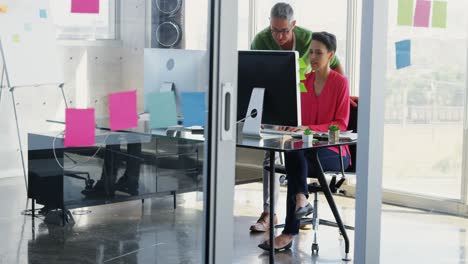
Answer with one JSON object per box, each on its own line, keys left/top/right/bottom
{"left": 259, "top": 31, "right": 351, "bottom": 251}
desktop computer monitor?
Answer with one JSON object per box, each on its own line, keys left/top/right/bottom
{"left": 143, "top": 48, "right": 209, "bottom": 112}
{"left": 237, "top": 50, "right": 301, "bottom": 127}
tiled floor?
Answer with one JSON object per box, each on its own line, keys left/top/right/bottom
{"left": 0, "top": 176, "right": 467, "bottom": 263}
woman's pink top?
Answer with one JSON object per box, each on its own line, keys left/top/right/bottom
{"left": 301, "top": 70, "right": 350, "bottom": 157}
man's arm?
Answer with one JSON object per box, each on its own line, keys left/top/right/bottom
{"left": 333, "top": 64, "right": 344, "bottom": 75}
{"left": 330, "top": 55, "right": 344, "bottom": 75}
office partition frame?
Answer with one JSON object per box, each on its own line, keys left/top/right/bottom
{"left": 204, "top": 0, "right": 238, "bottom": 263}
{"left": 354, "top": 0, "right": 388, "bottom": 263}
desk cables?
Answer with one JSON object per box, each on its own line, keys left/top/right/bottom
{"left": 52, "top": 130, "right": 110, "bottom": 170}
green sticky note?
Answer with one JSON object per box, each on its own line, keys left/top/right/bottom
{"left": 432, "top": 1, "right": 447, "bottom": 28}
{"left": 12, "top": 34, "right": 20, "bottom": 43}
{"left": 299, "top": 83, "right": 307, "bottom": 93}
{"left": 148, "top": 91, "right": 178, "bottom": 128}
{"left": 299, "top": 71, "right": 306, "bottom": 81}
{"left": 397, "top": 0, "right": 414, "bottom": 26}
{"left": 298, "top": 58, "right": 306, "bottom": 69}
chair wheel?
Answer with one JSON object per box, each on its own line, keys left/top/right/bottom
{"left": 311, "top": 243, "right": 319, "bottom": 254}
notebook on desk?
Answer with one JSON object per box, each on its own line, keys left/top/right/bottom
{"left": 314, "top": 132, "right": 358, "bottom": 141}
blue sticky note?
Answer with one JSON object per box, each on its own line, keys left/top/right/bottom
{"left": 148, "top": 91, "right": 178, "bottom": 128}
{"left": 181, "top": 92, "right": 206, "bottom": 127}
{"left": 39, "top": 9, "right": 47, "bottom": 18}
{"left": 395, "top": 40, "right": 411, "bottom": 69}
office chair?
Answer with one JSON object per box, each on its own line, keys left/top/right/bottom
{"left": 265, "top": 97, "right": 358, "bottom": 255}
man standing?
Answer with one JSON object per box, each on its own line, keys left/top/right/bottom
{"left": 249, "top": 2, "right": 344, "bottom": 232}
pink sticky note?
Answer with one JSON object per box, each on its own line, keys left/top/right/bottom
{"left": 65, "top": 108, "right": 95, "bottom": 147}
{"left": 109, "top": 90, "right": 138, "bottom": 131}
{"left": 71, "top": 0, "right": 100, "bottom": 14}
{"left": 413, "top": 0, "right": 431, "bottom": 27}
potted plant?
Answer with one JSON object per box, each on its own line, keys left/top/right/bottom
{"left": 328, "top": 124, "right": 340, "bottom": 144}
{"left": 302, "top": 128, "right": 313, "bottom": 144}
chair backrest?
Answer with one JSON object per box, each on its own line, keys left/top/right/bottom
{"left": 346, "top": 97, "right": 358, "bottom": 172}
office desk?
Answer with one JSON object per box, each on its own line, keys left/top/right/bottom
{"left": 32, "top": 119, "right": 356, "bottom": 261}
{"left": 28, "top": 124, "right": 205, "bottom": 225}
{"left": 237, "top": 133, "right": 357, "bottom": 262}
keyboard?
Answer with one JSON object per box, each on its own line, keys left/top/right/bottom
{"left": 260, "top": 128, "right": 303, "bottom": 137}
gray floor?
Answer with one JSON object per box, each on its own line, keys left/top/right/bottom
{"left": 0, "top": 176, "right": 467, "bottom": 263}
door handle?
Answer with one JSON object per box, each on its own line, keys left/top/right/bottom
{"left": 221, "top": 82, "right": 234, "bottom": 141}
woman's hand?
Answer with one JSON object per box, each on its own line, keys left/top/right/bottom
{"left": 277, "top": 126, "right": 309, "bottom": 132}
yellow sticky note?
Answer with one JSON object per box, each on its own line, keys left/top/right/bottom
{"left": 12, "top": 34, "right": 20, "bottom": 43}
{"left": 299, "top": 83, "right": 307, "bottom": 93}
{"left": 0, "top": 5, "right": 8, "bottom": 13}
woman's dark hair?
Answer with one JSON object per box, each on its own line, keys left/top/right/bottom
{"left": 311, "top": 31, "right": 337, "bottom": 52}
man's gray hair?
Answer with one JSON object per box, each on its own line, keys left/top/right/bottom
{"left": 270, "top": 2, "right": 294, "bottom": 22}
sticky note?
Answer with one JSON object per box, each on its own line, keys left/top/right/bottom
{"left": 432, "top": 1, "right": 447, "bottom": 28}
{"left": 0, "top": 5, "right": 8, "bottom": 13}
{"left": 109, "top": 90, "right": 138, "bottom": 131}
{"left": 413, "top": 0, "right": 431, "bottom": 27}
{"left": 299, "top": 71, "right": 306, "bottom": 81}
{"left": 395, "top": 40, "right": 411, "bottom": 69}
{"left": 181, "top": 92, "right": 206, "bottom": 127}
{"left": 64, "top": 108, "right": 95, "bottom": 147}
{"left": 299, "top": 82, "right": 307, "bottom": 93}
{"left": 298, "top": 58, "right": 306, "bottom": 69}
{"left": 148, "top": 92, "right": 178, "bottom": 129}
{"left": 397, "top": 0, "right": 414, "bottom": 26}
{"left": 24, "top": 23, "right": 32, "bottom": 32}
{"left": 12, "top": 34, "right": 20, "bottom": 43}
{"left": 71, "top": 0, "right": 100, "bottom": 14}
{"left": 39, "top": 9, "right": 47, "bottom": 18}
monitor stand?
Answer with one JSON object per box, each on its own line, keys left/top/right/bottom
{"left": 160, "top": 82, "right": 182, "bottom": 124}
{"left": 242, "top": 88, "right": 264, "bottom": 138}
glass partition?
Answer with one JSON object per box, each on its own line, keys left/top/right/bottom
{"left": 0, "top": 0, "right": 216, "bottom": 262}
{"left": 382, "top": 0, "right": 468, "bottom": 199}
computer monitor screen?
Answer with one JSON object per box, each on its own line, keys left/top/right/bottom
{"left": 237, "top": 50, "right": 301, "bottom": 127}
{"left": 143, "top": 48, "right": 209, "bottom": 112}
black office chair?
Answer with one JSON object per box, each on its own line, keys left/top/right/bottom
{"left": 265, "top": 97, "right": 358, "bottom": 255}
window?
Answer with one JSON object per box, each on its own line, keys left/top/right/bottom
{"left": 382, "top": 0, "right": 468, "bottom": 199}
{"left": 253, "top": 0, "right": 348, "bottom": 69}
{"left": 50, "top": 0, "right": 116, "bottom": 40}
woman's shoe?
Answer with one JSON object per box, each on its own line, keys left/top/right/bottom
{"left": 249, "top": 212, "right": 278, "bottom": 232}
{"left": 294, "top": 203, "right": 313, "bottom": 219}
{"left": 258, "top": 240, "right": 293, "bottom": 251}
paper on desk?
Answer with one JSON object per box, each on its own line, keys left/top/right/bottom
{"left": 64, "top": 108, "right": 95, "bottom": 147}
{"left": 71, "top": 0, "right": 100, "bottom": 14}
{"left": 341, "top": 133, "right": 358, "bottom": 141}
{"left": 148, "top": 91, "right": 178, "bottom": 128}
{"left": 181, "top": 92, "right": 206, "bottom": 127}
{"left": 109, "top": 90, "right": 138, "bottom": 131}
